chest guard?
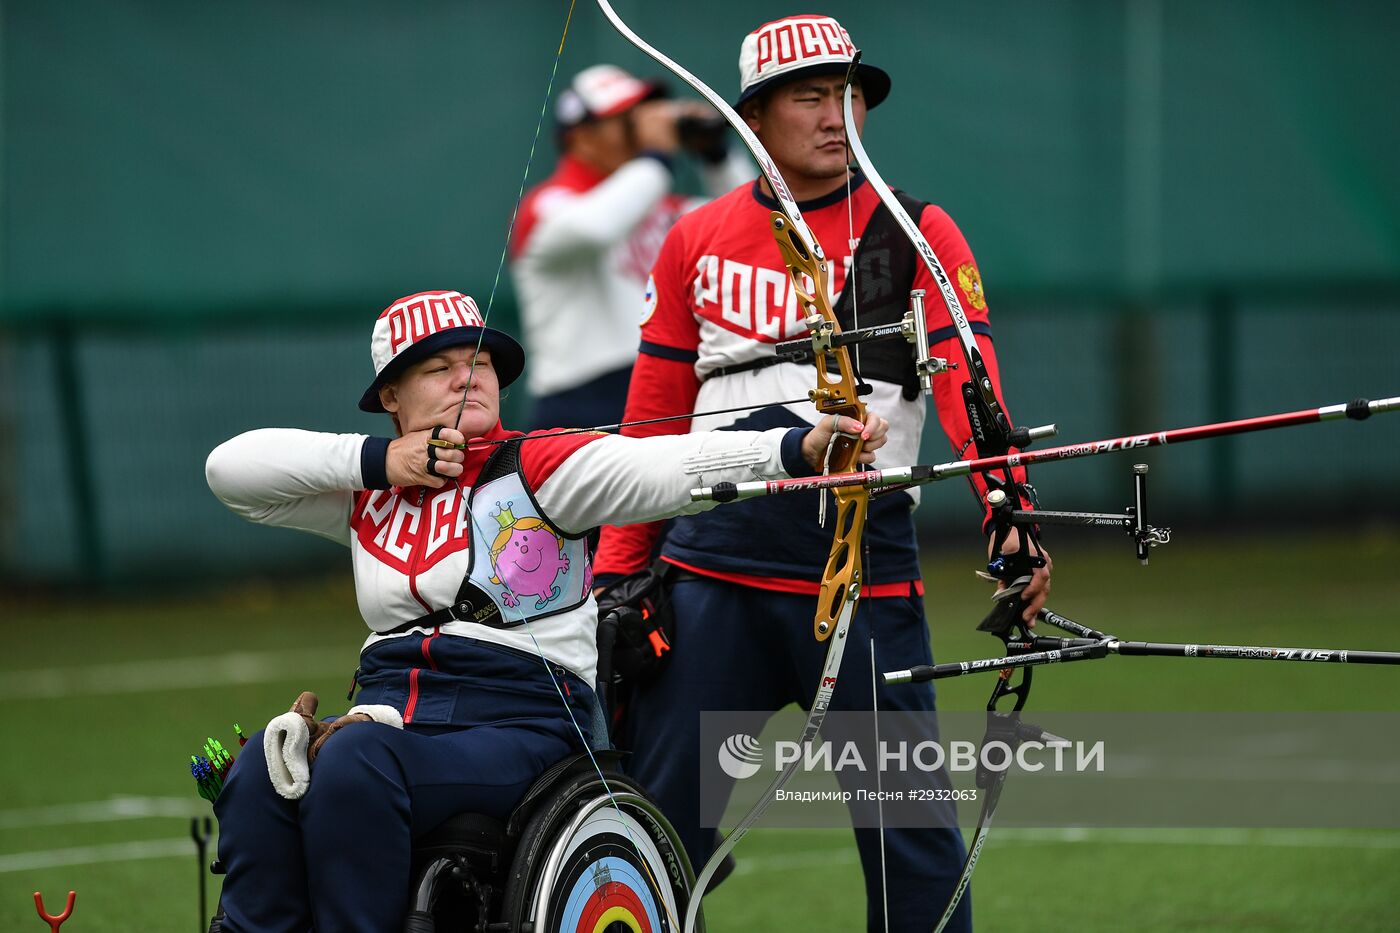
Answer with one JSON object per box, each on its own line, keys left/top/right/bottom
{"left": 465, "top": 461, "right": 592, "bottom": 626}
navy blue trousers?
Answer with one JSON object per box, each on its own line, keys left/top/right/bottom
{"left": 621, "top": 577, "right": 973, "bottom": 933}
{"left": 214, "top": 641, "right": 591, "bottom": 933}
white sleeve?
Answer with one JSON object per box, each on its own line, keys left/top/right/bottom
{"left": 533, "top": 427, "right": 805, "bottom": 534}
{"left": 205, "top": 429, "right": 367, "bottom": 545}
{"left": 697, "top": 149, "right": 754, "bottom": 199}
{"left": 523, "top": 158, "right": 672, "bottom": 262}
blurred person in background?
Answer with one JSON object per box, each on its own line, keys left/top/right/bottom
{"left": 509, "top": 64, "right": 751, "bottom": 431}
{"left": 592, "top": 15, "right": 1053, "bottom": 933}
{"left": 203, "top": 289, "right": 887, "bottom": 931}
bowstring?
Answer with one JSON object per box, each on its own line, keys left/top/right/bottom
{"left": 453, "top": 0, "right": 576, "bottom": 434}
{"left": 461, "top": 2, "right": 679, "bottom": 925}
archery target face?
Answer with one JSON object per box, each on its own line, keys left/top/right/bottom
{"left": 542, "top": 804, "right": 682, "bottom": 932}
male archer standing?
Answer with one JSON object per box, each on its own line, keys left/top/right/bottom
{"left": 593, "top": 14, "right": 1052, "bottom": 932}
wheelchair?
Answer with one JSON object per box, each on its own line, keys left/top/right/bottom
{"left": 396, "top": 609, "right": 710, "bottom": 931}
{"left": 207, "top": 747, "right": 701, "bottom": 933}
{"left": 401, "top": 748, "right": 700, "bottom": 932}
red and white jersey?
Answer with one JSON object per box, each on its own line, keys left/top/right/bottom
{"left": 595, "top": 174, "right": 1017, "bottom": 583}
{"left": 206, "top": 421, "right": 804, "bottom": 683}
{"left": 509, "top": 153, "right": 751, "bottom": 397}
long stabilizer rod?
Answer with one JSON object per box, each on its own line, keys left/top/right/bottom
{"left": 883, "top": 608, "right": 1400, "bottom": 685}
{"left": 693, "top": 396, "right": 1400, "bottom": 503}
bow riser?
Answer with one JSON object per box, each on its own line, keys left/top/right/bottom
{"left": 768, "top": 213, "right": 867, "bottom": 426}
{"left": 817, "top": 491, "right": 866, "bottom": 638}
{"left": 769, "top": 211, "right": 869, "bottom": 640}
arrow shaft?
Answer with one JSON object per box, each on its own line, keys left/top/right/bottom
{"left": 693, "top": 396, "right": 1400, "bottom": 502}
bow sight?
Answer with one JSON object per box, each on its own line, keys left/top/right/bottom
{"left": 985, "top": 463, "right": 1170, "bottom": 574}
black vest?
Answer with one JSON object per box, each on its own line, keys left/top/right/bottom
{"left": 831, "top": 189, "right": 931, "bottom": 401}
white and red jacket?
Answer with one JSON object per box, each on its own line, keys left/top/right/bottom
{"left": 206, "top": 421, "right": 811, "bottom": 685}
{"left": 594, "top": 173, "right": 1024, "bottom": 590}
{"left": 508, "top": 152, "right": 751, "bottom": 397}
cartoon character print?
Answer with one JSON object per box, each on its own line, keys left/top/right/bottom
{"left": 487, "top": 501, "right": 570, "bottom": 610}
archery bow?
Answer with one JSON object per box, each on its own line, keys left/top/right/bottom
{"left": 837, "top": 58, "right": 1048, "bottom": 932}
{"left": 590, "top": 3, "right": 874, "bottom": 929}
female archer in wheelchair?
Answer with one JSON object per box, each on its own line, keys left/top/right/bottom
{"left": 204, "top": 290, "right": 888, "bottom": 932}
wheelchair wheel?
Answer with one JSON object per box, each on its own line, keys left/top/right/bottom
{"left": 500, "top": 768, "right": 701, "bottom": 932}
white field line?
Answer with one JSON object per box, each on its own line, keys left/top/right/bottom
{"left": 1073, "top": 753, "right": 1400, "bottom": 784}
{"left": 0, "top": 839, "right": 196, "bottom": 874}
{"left": 0, "top": 649, "right": 346, "bottom": 699}
{"left": 731, "top": 828, "right": 1400, "bottom": 876}
{"left": 988, "top": 826, "right": 1400, "bottom": 849}
{"left": 0, "top": 796, "right": 206, "bottom": 829}
{"left": 0, "top": 797, "right": 216, "bottom": 875}
{"left": 5, "top": 826, "right": 1400, "bottom": 876}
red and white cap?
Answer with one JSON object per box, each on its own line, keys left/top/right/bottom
{"left": 358, "top": 290, "right": 525, "bottom": 413}
{"left": 555, "top": 64, "right": 666, "bottom": 127}
{"left": 735, "top": 14, "right": 890, "bottom": 110}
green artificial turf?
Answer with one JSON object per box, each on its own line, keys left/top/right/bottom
{"left": 2, "top": 529, "right": 1397, "bottom": 930}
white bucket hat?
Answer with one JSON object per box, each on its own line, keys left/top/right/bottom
{"left": 735, "top": 14, "right": 890, "bottom": 110}
{"left": 358, "top": 290, "right": 525, "bottom": 413}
